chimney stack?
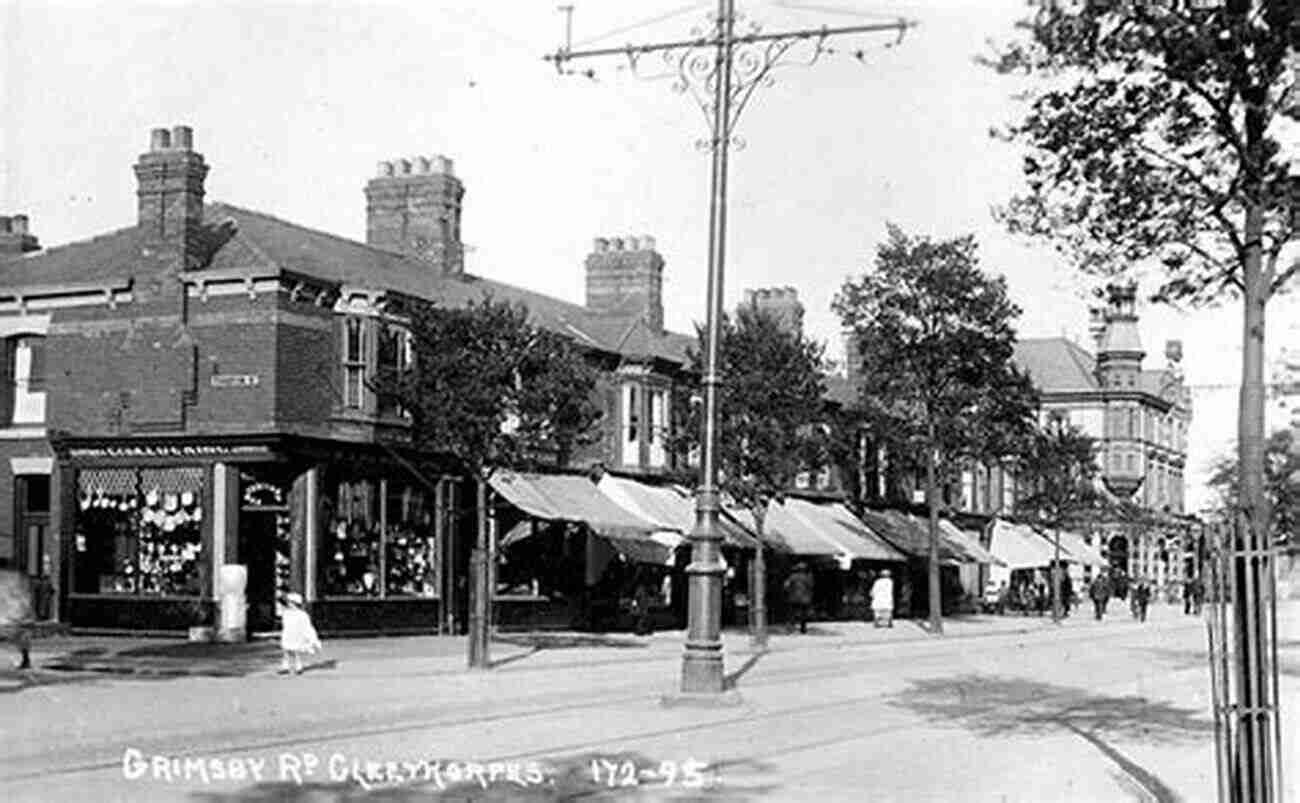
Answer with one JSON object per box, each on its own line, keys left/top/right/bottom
{"left": 364, "top": 153, "right": 465, "bottom": 275}
{"left": 134, "top": 124, "right": 209, "bottom": 269}
{"left": 585, "top": 234, "right": 664, "bottom": 331}
{"left": 741, "top": 285, "right": 804, "bottom": 336}
{"left": 0, "top": 215, "right": 40, "bottom": 257}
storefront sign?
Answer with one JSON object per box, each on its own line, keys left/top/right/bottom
{"left": 210, "top": 374, "right": 260, "bottom": 388}
{"left": 68, "top": 444, "right": 271, "bottom": 460}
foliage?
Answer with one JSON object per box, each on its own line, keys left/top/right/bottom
{"left": 988, "top": 0, "right": 1300, "bottom": 306}
{"left": 833, "top": 225, "right": 1040, "bottom": 485}
{"left": 1013, "top": 423, "right": 1106, "bottom": 529}
{"left": 384, "top": 296, "right": 603, "bottom": 473}
{"left": 670, "top": 304, "right": 831, "bottom": 510}
{"left": 1207, "top": 427, "right": 1300, "bottom": 543}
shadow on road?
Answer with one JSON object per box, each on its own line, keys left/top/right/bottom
{"left": 887, "top": 673, "right": 1213, "bottom": 803}
{"left": 189, "top": 750, "right": 771, "bottom": 801}
{"left": 723, "top": 650, "right": 767, "bottom": 691}
{"left": 0, "top": 668, "right": 103, "bottom": 695}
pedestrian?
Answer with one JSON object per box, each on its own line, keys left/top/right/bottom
{"left": 1134, "top": 579, "right": 1152, "bottom": 623}
{"left": 1191, "top": 576, "right": 1204, "bottom": 615}
{"left": 783, "top": 563, "right": 814, "bottom": 635}
{"left": 1060, "top": 572, "right": 1074, "bottom": 618}
{"left": 0, "top": 570, "right": 34, "bottom": 670}
{"left": 278, "top": 592, "right": 321, "bottom": 675}
{"left": 870, "top": 569, "right": 895, "bottom": 628}
{"left": 1089, "top": 571, "right": 1112, "bottom": 621}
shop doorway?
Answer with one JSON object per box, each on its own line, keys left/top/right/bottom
{"left": 238, "top": 473, "right": 292, "bottom": 634}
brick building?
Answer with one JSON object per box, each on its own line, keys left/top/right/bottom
{"left": 0, "top": 127, "right": 695, "bottom": 634}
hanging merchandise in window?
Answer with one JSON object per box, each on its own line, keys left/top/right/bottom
{"left": 320, "top": 475, "right": 439, "bottom": 598}
{"left": 72, "top": 467, "right": 204, "bottom": 596}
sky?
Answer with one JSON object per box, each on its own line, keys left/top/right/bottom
{"left": 1, "top": 0, "right": 1296, "bottom": 511}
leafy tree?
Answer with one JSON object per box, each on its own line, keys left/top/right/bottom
{"left": 384, "top": 295, "right": 601, "bottom": 667}
{"left": 672, "top": 304, "right": 830, "bottom": 646}
{"left": 987, "top": 0, "right": 1300, "bottom": 579}
{"left": 1207, "top": 428, "right": 1299, "bottom": 547}
{"left": 834, "top": 225, "right": 1039, "bottom": 634}
{"left": 1013, "top": 423, "right": 1104, "bottom": 618}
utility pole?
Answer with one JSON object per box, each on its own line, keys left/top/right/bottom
{"left": 546, "top": 2, "right": 911, "bottom": 699}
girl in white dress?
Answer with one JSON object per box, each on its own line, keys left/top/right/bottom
{"left": 279, "top": 592, "right": 321, "bottom": 675}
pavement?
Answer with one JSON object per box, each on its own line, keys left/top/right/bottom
{"left": 0, "top": 602, "right": 1294, "bottom": 802}
{"left": 22, "top": 609, "right": 1137, "bottom": 678}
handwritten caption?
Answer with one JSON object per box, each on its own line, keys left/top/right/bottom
{"left": 122, "top": 749, "right": 713, "bottom": 792}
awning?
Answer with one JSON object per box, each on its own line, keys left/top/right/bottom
{"left": 856, "top": 509, "right": 969, "bottom": 565}
{"left": 595, "top": 475, "right": 760, "bottom": 550}
{"left": 488, "top": 470, "right": 668, "bottom": 563}
{"left": 988, "top": 519, "right": 1059, "bottom": 569}
{"left": 939, "top": 520, "right": 1005, "bottom": 566}
{"left": 761, "top": 498, "right": 908, "bottom": 561}
{"left": 1032, "top": 527, "right": 1109, "bottom": 568}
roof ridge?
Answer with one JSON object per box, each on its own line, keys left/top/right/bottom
{"left": 208, "top": 201, "right": 407, "bottom": 262}
{"left": 15, "top": 222, "right": 140, "bottom": 259}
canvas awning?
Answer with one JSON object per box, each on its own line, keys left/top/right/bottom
{"left": 938, "top": 520, "right": 1005, "bottom": 566}
{"left": 595, "top": 475, "right": 761, "bottom": 550}
{"left": 1033, "top": 527, "right": 1109, "bottom": 568}
{"left": 856, "top": 509, "right": 971, "bottom": 565}
{"left": 760, "top": 498, "right": 907, "bottom": 561}
{"left": 488, "top": 470, "right": 669, "bottom": 563}
{"left": 988, "top": 519, "right": 1059, "bottom": 569}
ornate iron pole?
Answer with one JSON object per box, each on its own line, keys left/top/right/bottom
{"left": 546, "top": 3, "right": 911, "bottom": 699}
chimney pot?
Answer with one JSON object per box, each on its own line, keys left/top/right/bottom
{"left": 434, "top": 155, "right": 454, "bottom": 175}
{"left": 171, "top": 125, "right": 193, "bottom": 150}
{"left": 11, "top": 215, "right": 27, "bottom": 235}
{"left": 641, "top": 235, "right": 655, "bottom": 250}
{"left": 626, "top": 236, "right": 640, "bottom": 251}
{"left": 611, "top": 237, "right": 625, "bottom": 251}
{"left": 593, "top": 237, "right": 609, "bottom": 253}
{"left": 415, "top": 156, "right": 432, "bottom": 174}
{"left": 150, "top": 128, "right": 172, "bottom": 151}
{"left": 396, "top": 159, "right": 412, "bottom": 176}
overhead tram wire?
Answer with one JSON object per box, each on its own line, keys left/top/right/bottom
{"left": 568, "top": 3, "right": 713, "bottom": 50}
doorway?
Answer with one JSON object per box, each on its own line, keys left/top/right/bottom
{"left": 237, "top": 473, "right": 292, "bottom": 633}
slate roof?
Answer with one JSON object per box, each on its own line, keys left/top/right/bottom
{"left": 1013, "top": 337, "right": 1100, "bottom": 394}
{"left": 0, "top": 202, "right": 694, "bottom": 365}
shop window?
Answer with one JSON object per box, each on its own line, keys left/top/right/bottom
{"left": 1, "top": 334, "right": 46, "bottom": 426}
{"left": 343, "top": 317, "right": 367, "bottom": 410}
{"left": 320, "top": 475, "right": 439, "bottom": 598}
{"left": 72, "top": 467, "right": 204, "bottom": 596}
{"left": 621, "top": 383, "right": 640, "bottom": 467}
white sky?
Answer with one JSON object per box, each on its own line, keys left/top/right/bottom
{"left": 1, "top": 0, "right": 1296, "bottom": 511}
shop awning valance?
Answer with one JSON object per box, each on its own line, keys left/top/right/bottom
{"left": 761, "top": 499, "right": 907, "bottom": 561}
{"left": 856, "top": 509, "right": 971, "bottom": 565}
{"left": 488, "top": 470, "right": 658, "bottom": 540}
{"left": 596, "top": 475, "right": 761, "bottom": 550}
{"left": 988, "top": 519, "right": 1059, "bottom": 569}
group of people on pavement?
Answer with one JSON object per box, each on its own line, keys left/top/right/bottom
{"left": 781, "top": 563, "right": 896, "bottom": 634}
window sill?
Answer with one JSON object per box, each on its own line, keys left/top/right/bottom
{"left": 0, "top": 426, "right": 46, "bottom": 440}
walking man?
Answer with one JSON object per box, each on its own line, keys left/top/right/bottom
{"left": 783, "top": 563, "right": 814, "bottom": 635}
{"left": 0, "top": 570, "right": 35, "bottom": 670}
{"left": 870, "top": 569, "right": 895, "bottom": 628}
{"left": 1089, "top": 570, "right": 1113, "bottom": 621}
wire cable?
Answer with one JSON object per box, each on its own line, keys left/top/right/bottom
{"left": 571, "top": 3, "right": 713, "bottom": 48}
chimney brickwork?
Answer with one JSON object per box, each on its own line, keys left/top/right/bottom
{"left": 134, "top": 125, "right": 208, "bottom": 269}
{"left": 585, "top": 235, "right": 664, "bottom": 331}
{"left": 742, "top": 286, "right": 804, "bottom": 336}
{"left": 364, "top": 155, "right": 465, "bottom": 275}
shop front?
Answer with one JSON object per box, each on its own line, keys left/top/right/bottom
{"left": 55, "top": 437, "right": 462, "bottom": 635}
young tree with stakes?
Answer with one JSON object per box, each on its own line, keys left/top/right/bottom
{"left": 383, "top": 296, "right": 602, "bottom": 669}
{"left": 672, "top": 304, "right": 830, "bottom": 648}
{"left": 987, "top": 2, "right": 1298, "bottom": 796}
{"left": 834, "top": 225, "right": 1039, "bottom": 635}
{"left": 1013, "top": 423, "right": 1104, "bottom": 621}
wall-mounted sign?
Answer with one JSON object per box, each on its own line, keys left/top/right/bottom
{"left": 67, "top": 444, "right": 271, "bottom": 460}
{"left": 211, "top": 374, "right": 260, "bottom": 388}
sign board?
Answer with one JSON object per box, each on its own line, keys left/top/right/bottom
{"left": 210, "top": 374, "right": 260, "bottom": 388}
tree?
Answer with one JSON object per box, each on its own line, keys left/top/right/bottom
{"left": 672, "top": 304, "right": 830, "bottom": 647}
{"left": 834, "top": 225, "right": 1039, "bottom": 635}
{"left": 385, "top": 295, "right": 601, "bottom": 668}
{"left": 1208, "top": 428, "right": 1299, "bottom": 547}
{"left": 1013, "top": 423, "right": 1104, "bottom": 620}
{"left": 988, "top": 6, "right": 1298, "bottom": 792}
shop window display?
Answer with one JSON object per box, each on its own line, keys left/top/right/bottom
{"left": 73, "top": 467, "right": 205, "bottom": 596}
{"left": 320, "top": 476, "right": 439, "bottom": 598}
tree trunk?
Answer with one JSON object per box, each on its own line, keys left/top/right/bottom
{"left": 1231, "top": 200, "right": 1276, "bottom": 801}
{"left": 1051, "top": 527, "right": 1063, "bottom": 623}
{"left": 467, "top": 476, "right": 490, "bottom": 669}
{"left": 751, "top": 504, "right": 768, "bottom": 649}
{"left": 925, "top": 424, "right": 943, "bottom": 635}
